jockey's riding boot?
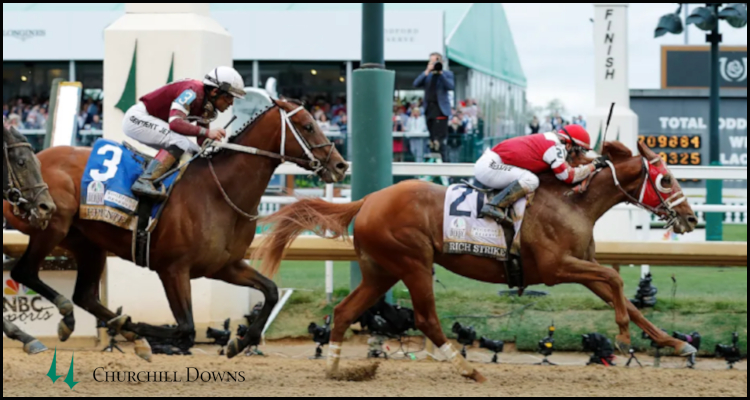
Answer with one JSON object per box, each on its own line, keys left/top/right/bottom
{"left": 479, "top": 180, "right": 529, "bottom": 227}
{"left": 131, "top": 149, "right": 178, "bottom": 202}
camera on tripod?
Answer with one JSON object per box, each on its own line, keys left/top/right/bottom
{"left": 452, "top": 322, "right": 477, "bottom": 358}
{"left": 582, "top": 333, "right": 616, "bottom": 366}
{"left": 308, "top": 315, "right": 332, "bottom": 360}
{"left": 716, "top": 332, "right": 742, "bottom": 369}
{"left": 206, "top": 318, "right": 231, "bottom": 347}
{"left": 631, "top": 273, "right": 658, "bottom": 309}
{"left": 356, "top": 300, "right": 416, "bottom": 339}
{"left": 536, "top": 324, "right": 557, "bottom": 366}
{"left": 479, "top": 337, "right": 504, "bottom": 364}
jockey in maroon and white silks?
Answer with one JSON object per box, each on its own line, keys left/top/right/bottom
{"left": 475, "top": 125, "right": 609, "bottom": 224}
{"left": 124, "top": 66, "right": 246, "bottom": 201}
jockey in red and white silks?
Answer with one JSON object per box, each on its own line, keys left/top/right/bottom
{"left": 475, "top": 125, "right": 609, "bottom": 225}
{"left": 124, "top": 66, "right": 246, "bottom": 201}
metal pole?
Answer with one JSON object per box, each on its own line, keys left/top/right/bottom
{"left": 252, "top": 60, "right": 259, "bottom": 89}
{"left": 705, "top": 5, "right": 724, "bottom": 242}
{"left": 361, "top": 3, "right": 384, "bottom": 68}
{"left": 325, "top": 184, "right": 335, "bottom": 304}
{"left": 684, "top": 4, "right": 689, "bottom": 45}
{"left": 351, "top": 4, "right": 395, "bottom": 302}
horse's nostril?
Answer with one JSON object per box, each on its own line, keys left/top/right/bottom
{"left": 336, "top": 162, "right": 348, "bottom": 172}
{"left": 39, "top": 203, "right": 53, "bottom": 213}
{"left": 687, "top": 216, "right": 698, "bottom": 226}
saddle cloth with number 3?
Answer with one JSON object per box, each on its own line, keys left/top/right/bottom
{"left": 80, "top": 139, "right": 180, "bottom": 231}
{"left": 443, "top": 184, "right": 509, "bottom": 261}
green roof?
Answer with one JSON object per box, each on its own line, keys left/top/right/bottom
{"left": 4, "top": 3, "right": 525, "bottom": 86}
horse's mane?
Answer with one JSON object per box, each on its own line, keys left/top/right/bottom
{"left": 602, "top": 141, "right": 634, "bottom": 162}
{"left": 228, "top": 98, "right": 306, "bottom": 145}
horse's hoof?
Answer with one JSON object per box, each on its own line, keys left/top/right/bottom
{"left": 616, "top": 341, "right": 631, "bottom": 356}
{"left": 134, "top": 338, "right": 153, "bottom": 363}
{"left": 678, "top": 343, "right": 698, "bottom": 357}
{"left": 107, "top": 314, "right": 130, "bottom": 333}
{"left": 226, "top": 338, "right": 242, "bottom": 359}
{"left": 466, "top": 370, "right": 487, "bottom": 384}
{"left": 58, "top": 319, "right": 73, "bottom": 342}
{"left": 23, "top": 340, "right": 48, "bottom": 355}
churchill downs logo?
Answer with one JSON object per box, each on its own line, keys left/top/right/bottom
{"left": 3, "top": 279, "right": 55, "bottom": 324}
{"left": 3, "top": 30, "right": 46, "bottom": 42}
{"left": 719, "top": 57, "right": 748, "bottom": 83}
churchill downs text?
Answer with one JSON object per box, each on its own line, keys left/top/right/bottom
{"left": 93, "top": 368, "right": 248, "bottom": 383}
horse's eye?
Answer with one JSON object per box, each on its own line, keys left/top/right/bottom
{"left": 17, "top": 159, "right": 25, "bottom": 167}
{"left": 662, "top": 176, "right": 673, "bottom": 187}
{"left": 306, "top": 124, "right": 314, "bottom": 132}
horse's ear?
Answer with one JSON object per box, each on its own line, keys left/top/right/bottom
{"left": 637, "top": 140, "right": 660, "bottom": 163}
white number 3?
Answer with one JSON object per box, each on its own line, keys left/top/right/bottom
{"left": 90, "top": 145, "right": 123, "bottom": 182}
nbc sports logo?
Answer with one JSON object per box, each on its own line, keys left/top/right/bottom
{"left": 4, "top": 279, "right": 38, "bottom": 296}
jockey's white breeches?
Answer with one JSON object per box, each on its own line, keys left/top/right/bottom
{"left": 474, "top": 149, "right": 540, "bottom": 192}
{"left": 123, "top": 103, "right": 201, "bottom": 155}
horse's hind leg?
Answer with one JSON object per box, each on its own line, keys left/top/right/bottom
{"left": 584, "top": 281, "right": 695, "bottom": 356}
{"left": 11, "top": 226, "right": 76, "bottom": 342}
{"left": 209, "top": 260, "right": 279, "bottom": 359}
{"left": 3, "top": 318, "right": 47, "bottom": 355}
{"left": 327, "top": 256, "right": 398, "bottom": 379}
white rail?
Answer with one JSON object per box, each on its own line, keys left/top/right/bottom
{"left": 274, "top": 162, "right": 748, "bottom": 181}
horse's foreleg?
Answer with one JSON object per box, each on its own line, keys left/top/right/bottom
{"left": 327, "top": 256, "right": 397, "bottom": 379}
{"left": 209, "top": 260, "right": 279, "bottom": 358}
{"left": 3, "top": 318, "right": 47, "bottom": 355}
{"left": 556, "top": 256, "right": 632, "bottom": 351}
{"left": 584, "top": 281, "right": 696, "bottom": 356}
{"left": 11, "top": 225, "right": 75, "bottom": 342}
{"left": 156, "top": 266, "right": 195, "bottom": 352}
{"left": 401, "top": 267, "right": 487, "bottom": 384}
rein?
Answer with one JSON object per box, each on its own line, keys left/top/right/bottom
{"left": 3, "top": 141, "right": 50, "bottom": 214}
{"left": 205, "top": 103, "right": 335, "bottom": 220}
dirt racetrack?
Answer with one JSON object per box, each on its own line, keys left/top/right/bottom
{"left": 3, "top": 341, "right": 746, "bottom": 397}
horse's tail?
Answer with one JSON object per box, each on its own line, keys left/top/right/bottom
{"left": 253, "top": 197, "right": 367, "bottom": 278}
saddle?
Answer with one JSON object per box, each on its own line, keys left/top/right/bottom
{"left": 443, "top": 182, "right": 526, "bottom": 290}
{"left": 80, "top": 139, "right": 188, "bottom": 268}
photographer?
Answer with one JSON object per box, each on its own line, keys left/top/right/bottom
{"left": 413, "top": 52, "right": 455, "bottom": 160}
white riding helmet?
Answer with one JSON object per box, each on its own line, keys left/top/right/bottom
{"left": 203, "top": 66, "right": 246, "bottom": 99}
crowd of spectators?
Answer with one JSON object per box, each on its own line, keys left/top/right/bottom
{"left": 392, "top": 97, "right": 480, "bottom": 162}
{"left": 3, "top": 98, "right": 50, "bottom": 131}
{"left": 528, "top": 113, "right": 587, "bottom": 135}
{"left": 3, "top": 97, "right": 104, "bottom": 132}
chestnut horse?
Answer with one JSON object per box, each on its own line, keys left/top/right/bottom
{"left": 3, "top": 125, "right": 53, "bottom": 355}
{"left": 3, "top": 99, "right": 348, "bottom": 360}
{"left": 255, "top": 141, "right": 699, "bottom": 382}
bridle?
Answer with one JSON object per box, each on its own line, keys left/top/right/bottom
{"left": 605, "top": 157, "right": 687, "bottom": 230}
{"left": 3, "top": 141, "right": 50, "bottom": 216}
{"left": 205, "top": 103, "right": 336, "bottom": 220}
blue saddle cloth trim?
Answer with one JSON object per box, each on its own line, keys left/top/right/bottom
{"left": 81, "top": 139, "right": 179, "bottom": 222}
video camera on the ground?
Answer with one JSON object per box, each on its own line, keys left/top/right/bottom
{"left": 206, "top": 318, "right": 231, "bottom": 347}
{"left": 355, "top": 299, "right": 415, "bottom": 339}
{"left": 631, "top": 273, "right": 658, "bottom": 309}
{"left": 308, "top": 316, "right": 332, "bottom": 347}
{"left": 582, "top": 333, "right": 616, "bottom": 366}
{"left": 716, "top": 332, "right": 742, "bottom": 369}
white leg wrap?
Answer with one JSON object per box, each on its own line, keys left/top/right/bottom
{"left": 327, "top": 342, "right": 342, "bottom": 371}
{"left": 439, "top": 343, "right": 474, "bottom": 377}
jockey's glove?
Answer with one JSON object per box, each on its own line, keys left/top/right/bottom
{"left": 593, "top": 155, "right": 610, "bottom": 170}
